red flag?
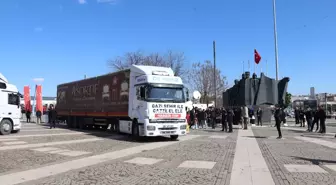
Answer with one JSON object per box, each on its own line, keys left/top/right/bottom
{"left": 36, "top": 85, "right": 43, "bottom": 112}
{"left": 23, "top": 86, "right": 32, "bottom": 111}
{"left": 254, "top": 49, "right": 261, "bottom": 64}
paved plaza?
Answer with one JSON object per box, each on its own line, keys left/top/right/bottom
{"left": 0, "top": 122, "right": 335, "bottom": 185}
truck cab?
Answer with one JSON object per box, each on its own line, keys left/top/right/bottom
{"left": 123, "top": 65, "right": 188, "bottom": 140}
{"left": 0, "top": 73, "right": 22, "bottom": 135}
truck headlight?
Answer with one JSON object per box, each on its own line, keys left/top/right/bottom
{"left": 180, "top": 125, "right": 187, "bottom": 130}
{"left": 147, "top": 125, "right": 156, "bottom": 131}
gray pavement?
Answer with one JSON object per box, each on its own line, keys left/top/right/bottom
{"left": 0, "top": 122, "right": 334, "bottom": 185}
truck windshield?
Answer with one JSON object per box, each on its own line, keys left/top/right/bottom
{"left": 146, "top": 86, "right": 185, "bottom": 103}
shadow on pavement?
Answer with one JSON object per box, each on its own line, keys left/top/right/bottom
{"left": 21, "top": 123, "right": 180, "bottom": 143}
{"left": 290, "top": 156, "right": 336, "bottom": 165}
{"left": 243, "top": 136, "right": 268, "bottom": 139}
{"left": 287, "top": 129, "right": 308, "bottom": 134}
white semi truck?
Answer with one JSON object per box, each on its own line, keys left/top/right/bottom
{"left": 0, "top": 73, "right": 22, "bottom": 135}
{"left": 56, "top": 65, "right": 189, "bottom": 140}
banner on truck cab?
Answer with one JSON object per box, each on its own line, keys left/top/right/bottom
{"left": 151, "top": 103, "right": 184, "bottom": 118}
{"left": 24, "top": 86, "right": 31, "bottom": 111}
{"left": 35, "top": 85, "right": 43, "bottom": 112}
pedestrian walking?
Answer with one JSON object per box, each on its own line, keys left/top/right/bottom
{"left": 227, "top": 108, "right": 234, "bottom": 132}
{"left": 317, "top": 106, "right": 326, "bottom": 134}
{"left": 274, "top": 106, "right": 282, "bottom": 139}
{"left": 211, "top": 108, "right": 216, "bottom": 129}
{"left": 311, "top": 109, "right": 319, "bottom": 132}
{"left": 242, "top": 105, "right": 248, "bottom": 129}
{"left": 257, "top": 107, "right": 263, "bottom": 126}
{"left": 295, "top": 107, "right": 300, "bottom": 125}
{"left": 221, "top": 108, "right": 227, "bottom": 132}
{"left": 305, "top": 108, "right": 313, "bottom": 132}
{"left": 49, "top": 105, "right": 57, "bottom": 129}
{"left": 299, "top": 108, "right": 305, "bottom": 127}
{"left": 36, "top": 110, "right": 42, "bottom": 124}
{"left": 26, "top": 109, "right": 31, "bottom": 123}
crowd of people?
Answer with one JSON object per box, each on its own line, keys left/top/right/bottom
{"left": 24, "top": 104, "right": 57, "bottom": 129}
{"left": 186, "top": 106, "right": 266, "bottom": 134}
{"left": 294, "top": 106, "right": 327, "bottom": 133}
{"left": 186, "top": 105, "right": 300, "bottom": 139}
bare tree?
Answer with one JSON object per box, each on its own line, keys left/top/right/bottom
{"left": 107, "top": 50, "right": 186, "bottom": 77}
{"left": 187, "top": 60, "right": 228, "bottom": 107}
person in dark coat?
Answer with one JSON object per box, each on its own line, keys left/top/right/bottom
{"left": 36, "top": 110, "right": 42, "bottom": 124}
{"left": 227, "top": 108, "right": 234, "bottom": 132}
{"left": 26, "top": 109, "right": 31, "bottom": 123}
{"left": 189, "top": 108, "right": 195, "bottom": 128}
{"left": 257, "top": 107, "right": 263, "bottom": 126}
{"left": 211, "top": 108, "right": 216, "bottom": 129}
{"left": 299, "top": 108, "right": 305, "bottom": 127}
{"left": 305, "top": 108, "right": 313, "bottom": 132}
{"left": 311, "top": 110, "right": 319, "bottom": 132}
{"left": 48, "top": 106, "right": 52, "bottom": 123}
{"left": 49, "top": 105, "right": 57, "bottom": 129}
{"left": 317, "top": 106, "right": 326, "bottom": 134}
{"left": 221, "top": 108, "right": 227, "bottom": 132}
{"left": 294, "top": 107, "right": 300, "bottom": 125}
{"left": 274, "top": 106, "right": 282, "bottom": 139}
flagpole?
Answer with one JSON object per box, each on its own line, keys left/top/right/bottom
{"left": 248, "top": 60, "right": 250, "bottom": 72}
{"left": 213, "top": 40, "right": 216, "bottom": 108}
{"left": 254, "top": 62, "right": 256, "bottom": 74}
{"left": 243, "top": 61, "right": 245, "bottom": 73}
{"left": 273, "top": 0, "right": 279, "bottom": 81}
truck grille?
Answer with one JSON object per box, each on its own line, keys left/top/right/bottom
{"left": 160, "top": 131, "right": 176, "bottom": 134}
{"left": 158, "top": 127, "right": 178, "bottom": 130}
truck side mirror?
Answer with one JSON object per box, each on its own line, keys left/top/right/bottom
{"left": 140, "top": 87, "right": 146, "bottom": 99}
{"left": 186, "top": 89, "right": 189, "bottom": 101}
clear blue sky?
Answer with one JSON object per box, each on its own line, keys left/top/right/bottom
{"left": 0, "top": 0, "right": 335, "bottom": 96}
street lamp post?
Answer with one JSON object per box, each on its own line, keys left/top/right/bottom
{"left": 272, "top": 0, "right": 279, "bottom": 81}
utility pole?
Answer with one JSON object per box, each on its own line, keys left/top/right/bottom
{"left": 273, "top": 0, "right": 279, "bottom": 80}
{"left": 213, "top": 41, "right": 216, "bottom": 108}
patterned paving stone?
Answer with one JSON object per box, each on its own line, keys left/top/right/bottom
{"left": 325, "top": 165, "right": 336, "bottom": 172}
{"left": 208, "top": 135, "right": 227, "bottom": 139}
{"left": 125, "top": 157, "right": 163, "bottom": 165}
{"left": 178, "top": 160, "right": 216, "bottom": 169}
{"left": 253, "top": 127, "right": 336, "bottom": 185}
{"left": 284, "top": 164, "right": 328, "bottom": 173}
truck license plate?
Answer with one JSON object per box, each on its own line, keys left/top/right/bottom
{"left": 163, "top": 125, "right": 174, "bottom": 128}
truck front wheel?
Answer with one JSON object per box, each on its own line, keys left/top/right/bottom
{"left": 170, "top": 135, "right": 179, "bottom": 141}
{"left": 0, "top": 119, "right": 13, "bottom": 135}
{"left": 11, "top": 130, "right": 20, "bottom": 134}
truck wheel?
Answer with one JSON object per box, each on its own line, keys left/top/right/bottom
{"left": 0, "top": 119, "right": 13, "bottom": 135}
{"left": 66, "top": 117, "right": 73, "bottom": 128}
{"left": 170, "top": 135, "right": 179, "bottom": 141}
{"left": 11, "top": 130, "right": 20, "bottom": 134}
{"left": 132, "top": 120, "right": 139, "bottom": 138}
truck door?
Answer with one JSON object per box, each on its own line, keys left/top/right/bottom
{"left": 7, "top": 93, "right": 21, "bottom": 119}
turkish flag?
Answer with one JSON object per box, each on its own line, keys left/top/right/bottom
{"left": 254, "top": 49, "right": 261, "bottom": 64}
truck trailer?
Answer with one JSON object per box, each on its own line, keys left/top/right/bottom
{"left": 56, "top": 65, "right": 188, "bottom": 140}
{"left": 0, "top": 73, "right": 22, "bottom": 135}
